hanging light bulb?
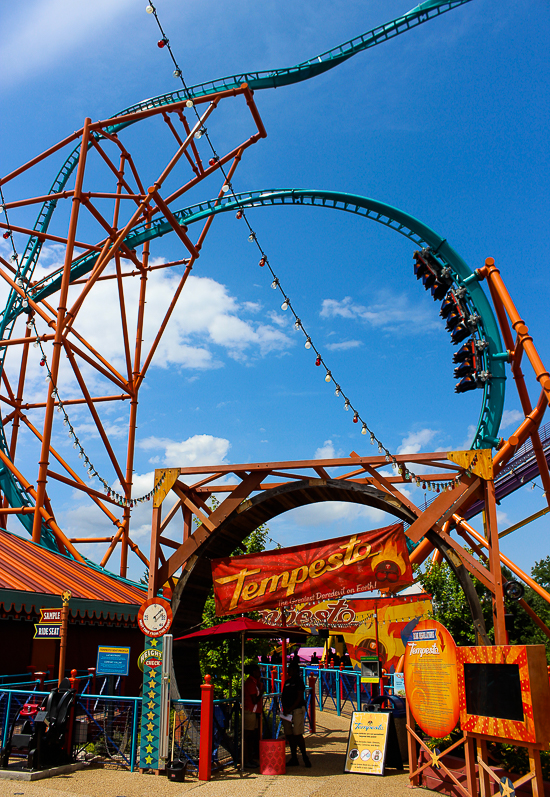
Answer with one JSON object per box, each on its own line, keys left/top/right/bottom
{"left": 335, "top": 385, "right": 341, "bottom": 396}
{"left": 194, "top": 128, "right": 203, "bottom": 139}
{"left": 325, "top": 371, "right": 332, "bottom": 383}
{"left": 248, "top": 233, "right": 256, "bottom": 242}
{"left": 271, "top": 278, "right": 279, "bottom": 290}
{"left": 281, "top": 299, "right": 289, "bottom": 311}
{"left": 33, "top": 339, "right": 39, "bottom": 348}
{"left": 236, "top": 210, "right": 243, "bottom": 220}
{"left": 315, "top": 356, "right": 321, "bottom": 366}
{"left": 222, "top": 184, "right": 230, "bottom": 193}
{"left": 22, "top": 299, "right": 28, "bottom": 308}
{"left": 344, "top": 399, "right": 350, "bottom": 411}
{"left": 353, "top": 413, "right": 359, "bottom": 423}
{"left": 146, "top": 4, "right": 154, "bottom": 12}
{"left": 157, "top": 38, "right": 168, "bottom": 48}
{"left": 304, "top": 337, "right": 312, "bottom": 349}
{"left": 185, "top": 99, "right": 194, "bottom": 108}
{"left": 385, "top": 453, "right": 390, "bottom": 462}
{"left": 361, "top": 424, "right": 367, "bottom": 435}
{"left": 40, "top": 357, "right": 46, "bottom": 367}
{"left": 63, "top": 418, "right": 69, "bottom": 426}
{"left": 378, "top": 442, "right": 383, "bottom": 453}
{"left": 174, "top": 69, "right": 182, "bottom": 78}
{"left": 370, "top": 433, "right": 375, "bottom": 445}
{"left": 294, "top": 319, "right": 301, "bottom": 330}
{"left": 26, "top": 320, "right": 33, "bottom": 329}
{"left": 259, "top": 257, "right": 266, "bottom": 267}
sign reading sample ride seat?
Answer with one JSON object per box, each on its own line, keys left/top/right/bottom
{"left": 403, "top": 619, "right": 459, "bottom": 737}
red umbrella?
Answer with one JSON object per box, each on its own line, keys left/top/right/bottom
{"left": 175, "top": 617, "right": 303, "bottom": 640}
{"left": 175, "top": 617, "right": 306, "bottom": 770}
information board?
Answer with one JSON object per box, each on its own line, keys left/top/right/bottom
{"left": 344, "top": 711, "right": 390, "bottom": 775}
{"left": 403, "top": 619, "right": 459, "bottom": 737}
{"left": 96, "top": 646, "right": 130, "bottom": 676}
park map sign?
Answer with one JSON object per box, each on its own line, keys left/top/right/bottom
{"left": 211, "top": 523, "right": 412, "bottom": 616}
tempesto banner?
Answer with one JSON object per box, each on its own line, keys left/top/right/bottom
{"left": 211, "top": 523, "right": 412, "bottom": 617}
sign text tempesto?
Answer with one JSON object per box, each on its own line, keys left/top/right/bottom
{"left": 216, "top": 535, "right": 372, "bottom": 610}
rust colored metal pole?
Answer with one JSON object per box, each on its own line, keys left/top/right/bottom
{"left": 33, "top": 118, "right": 92, "bottom": 544}
{"left": 481, "top": 258, "right": 550, "bottom": 400}
{"left": 149, "top": 502, "right": 163, "bottom": 599}
{"left": 453, "top": 513, "right": 550, "bottom": 606}
{"left": 484, "top": 479, "right": 507, "bottom": 644}
{"left": 58, "top": 591, "right": 71, "bottom": 685}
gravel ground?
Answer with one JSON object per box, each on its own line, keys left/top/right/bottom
{"left": 0, "top": 710, "right": 429, "bottom": 797}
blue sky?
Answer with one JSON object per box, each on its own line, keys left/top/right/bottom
{"left": 0, "top": 0, "right": 548, "bottom": 583}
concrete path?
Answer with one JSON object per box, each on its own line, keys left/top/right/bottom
{"left": 0, "top": 710, "right": 430, "bottom": 797}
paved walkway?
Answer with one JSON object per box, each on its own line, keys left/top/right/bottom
{"left": 0, "top": 710, "right": 430, "bottom": 797}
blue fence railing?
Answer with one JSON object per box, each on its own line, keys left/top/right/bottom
{"left": 259, "top": 663, "right": 403, "bottom": 717}
{"left": 0, "top": 666, "right": 391, "bottom": 772}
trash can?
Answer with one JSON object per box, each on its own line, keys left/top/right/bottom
{"left": 166, "top": 760, "right": 187, "bottom": 781}
{"left": 363, "top": 695, "right": 408, "bottom": 763}
{"left": 259, "top": 739, "right": 286, "bottom": 775}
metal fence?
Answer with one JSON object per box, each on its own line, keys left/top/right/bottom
{"left": 170, "top": 698, "right": 238, "bottom": 773}
{"left": 0, "top": 667, "right": 363, "bottom": 775}
{"left": 260, "top": 663, "right": 401, "bottom": 716}
{"left": 0, "top": 688, "right": 141, "bottom": 772}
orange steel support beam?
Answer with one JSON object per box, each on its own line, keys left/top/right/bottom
{"left": 0, "top": 448, "right": 85, "bottom": 562}
{"left": 452, "top": 514, "right": 550, "bottom": 607}
{"left": 33, "top": 117, "right": 93, "bottom": 544}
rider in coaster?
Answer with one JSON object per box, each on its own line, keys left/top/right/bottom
{"left": 281, "top": 660, "right": 311, "bottom": 768}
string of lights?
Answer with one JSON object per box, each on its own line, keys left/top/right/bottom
{"left": 143, "top": 2, "right": 464, "bottom": 494}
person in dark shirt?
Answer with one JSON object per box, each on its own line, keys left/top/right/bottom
{"left": 243, "top": 664, "right": 264, "bottom": 767}
{"left": 310, "top": 652, "right": 319, "bottom": 665}
{"left": 281, "top": 660, "right": 311, "bottom": 767}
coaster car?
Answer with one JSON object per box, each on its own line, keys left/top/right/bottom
{"left": 0, "top": 678, "right": 76, "bottom": 770}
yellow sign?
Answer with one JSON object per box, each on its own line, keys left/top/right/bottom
{"left": 447, "top": 449, "right": 493, "bottom": 480}
{"left": 344, "top": 712, "right": 389, "bottom": 775}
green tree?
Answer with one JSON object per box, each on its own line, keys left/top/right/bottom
{"left": 416, "top": 556, "right": 550, "bottom": 659}
{"left": 197, "top": 503, "right": 275, "bottom": 695}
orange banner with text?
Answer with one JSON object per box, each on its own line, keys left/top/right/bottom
{"left": 210, "top": 523, "right": 412, "bottom": 617}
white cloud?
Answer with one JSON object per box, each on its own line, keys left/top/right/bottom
{"left": 0, "top": 0, "right": 136, "bottom": 88}
{"left": 320, "top": 292, "right": 440, "bottom": 333}
{"left": 326, "top": 339, "right": 363, "bottom": 351}
{"left": 139, "top": 434, "right": 231, "bottom": 467}
{"left": 314, "top": 439, "right": 344, "bottom": 459}
{"left": 500, "top": 409, "right": 523, "bottom": 430}
{"left": 397, "top": 428, "right": 438, "bottom": 455}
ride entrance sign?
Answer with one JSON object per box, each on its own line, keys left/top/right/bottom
{"left": 344, "top": 711, "right": 390, "bottom": 775}
{"left": 403, "top": 619, "right": 460, "bottom": 737}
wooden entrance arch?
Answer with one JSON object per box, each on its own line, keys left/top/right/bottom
{"left": 147, "top": 450, "right": 514, "bottom": 696}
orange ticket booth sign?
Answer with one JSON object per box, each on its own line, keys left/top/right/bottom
{"left": 404, "top": 619, "right": 460, "bottom": 738}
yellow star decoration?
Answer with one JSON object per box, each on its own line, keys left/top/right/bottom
{"left": 146, "top": 734, "right": 154, "bottom": 742}
{"left": 146, "top": 722, "right": 154, "bottom": 731}
{"left": 147, "top": 701, "right": 155, "bottom": 709}
{"left": 146, "top": 744, "right": 153, "bottom": 753}
{"left": 150, "top": 639, "right": 158, "bottom": 647}
{"left": 500, "top": 779, "right": 515, "bottom": 797}
{"left": 149, "top": 681, "right": 156, "bottom": 690}
{"left": 431, "top": 751, "right": 440, "bottom": 768}
{"left": 147, "top": 712, "right": 155, "bottom": 720}
{"left": 148, "top": 692, "right": 155, "bottom": 700}
{"left": 145, "top": 755, "right": 153, "bottom": 764}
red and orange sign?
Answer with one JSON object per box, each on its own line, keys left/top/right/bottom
{"left": 211, "top": 523, "right": 412, "bottom": 617}
{"left": 404, "top": 619, "right": 460, "bottom": 738}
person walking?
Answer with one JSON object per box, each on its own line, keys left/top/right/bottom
{"left": 281, "top": 660, "right": 311, "bottom": 768}
{"left": 243, "top": 663, "right": 264, "bottom": 768}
